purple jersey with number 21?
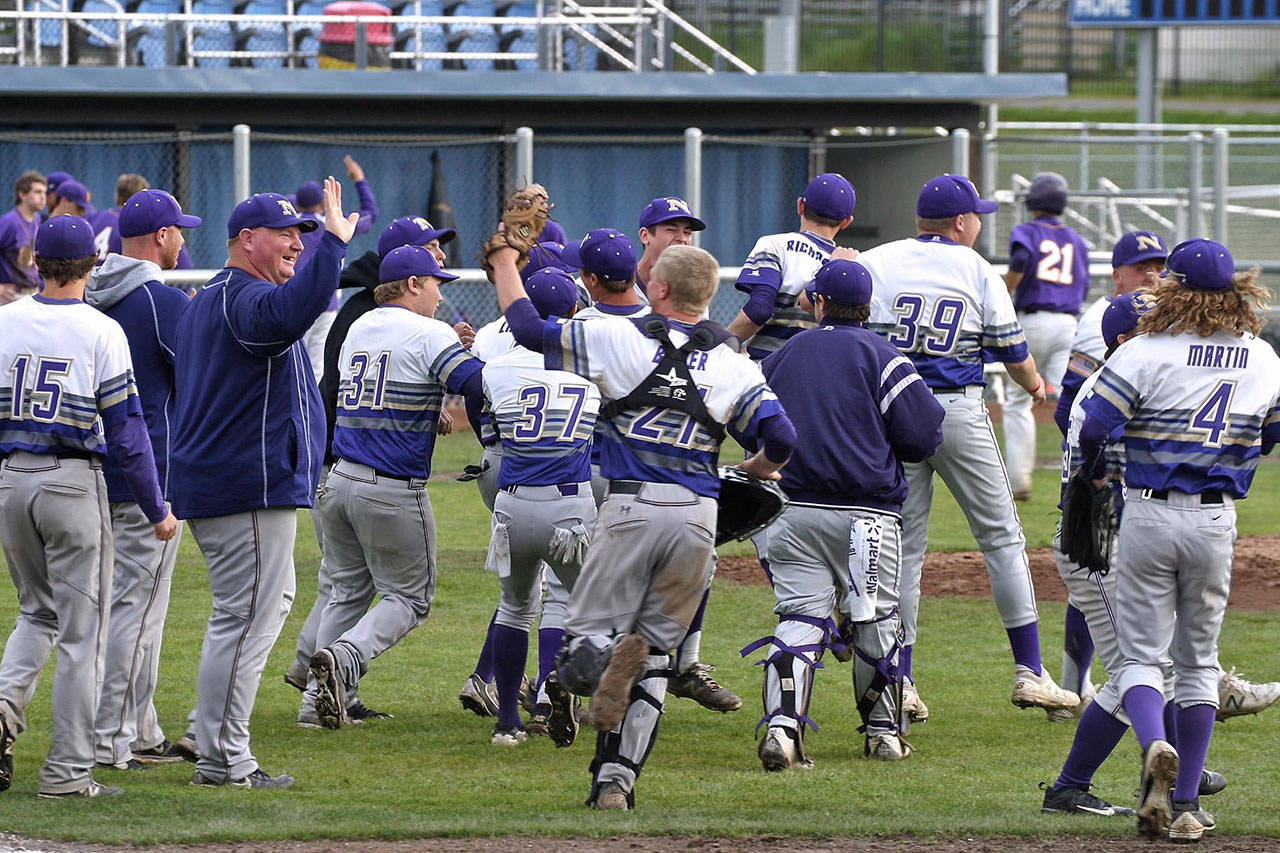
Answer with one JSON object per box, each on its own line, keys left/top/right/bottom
{"left": 1009, "top": 217, "right": 1089, "bottom": 314}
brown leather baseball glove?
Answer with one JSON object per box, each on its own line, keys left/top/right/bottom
{"left": 479, "top": 183, "right": 550, "bottom": 281}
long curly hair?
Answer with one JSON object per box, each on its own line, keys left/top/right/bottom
{"left": 1138, "top": 268, "right": 1269, "bottom": 338}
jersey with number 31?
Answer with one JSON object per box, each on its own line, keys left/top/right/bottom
{"left": 860, "top": 235, "right": 1029, "bottom": 388}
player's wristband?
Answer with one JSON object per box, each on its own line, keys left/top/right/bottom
{"left": 1030, "top": 377, "right": 1044, "bottom": 396}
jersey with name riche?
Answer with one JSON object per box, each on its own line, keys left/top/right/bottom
{"left": 860, "top": 235, "right": 1029, "bottom": 387}
{"left": 331, "top": 303, "right": 481, "bottom": 479}
{"left": 0, "top": 297, "right": 140, "bottom": 455}
{"left": 544, "top": 316, "right": 782, "bottom": 497}
{"left": 1081, "top": 330, "right": 1280, "bottom": 497}
{"left": 482, "top": 347, "right": 600, "bottom": 488}
{"left": 735, "top": 230, "right": 833, "bottom": 360}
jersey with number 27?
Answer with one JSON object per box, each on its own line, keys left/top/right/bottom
{"left": 860, "top": 235, "right": 1029, "bottom": 388}
{"left": 1081, "top": 330, "right": 1280, "bottom": 497}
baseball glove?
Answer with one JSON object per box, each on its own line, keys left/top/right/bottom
{"left": 479, "top": 183, "right": 551, "bottom": 281}
{"left": 1059, "top": 472, "right": 1117, "bottom": 575}
{"left": 715, "top": 466, "right": 787, "bottom": 546}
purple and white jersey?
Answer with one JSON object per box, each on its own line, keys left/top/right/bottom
{"left": 471, "top": 316, "right": 519, "bottom": 447}
{"left": 332, "top": 303, "right": 481, "bottom": 479}
{"left": 734, "top": 230, "right": 832, "bottom": 360}
{"left": 483, "top": 346, "right": 599, "bottom": 488}
{"left": 1081, "top": 330, "right": 1280, "bottom": 498}
{"left": 0, "top": 207, "right": 41, "bottom": 290}
{"left": 1008, "top": 217, "right": 1090, "bottom": 315}
{"left": 0, "top": 295, "right": 140, "bottom": 455}
{"left": 543, "top": 316, "right": 783, "bottom": 497}
{"left": 861, "top": 235, "right": 1029, "bottom": 388}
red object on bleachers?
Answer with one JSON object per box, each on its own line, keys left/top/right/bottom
{"left": 320, "top": 1, "right": 392, "bottom": 46}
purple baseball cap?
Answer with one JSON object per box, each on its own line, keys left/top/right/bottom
{"left": 54, "top": 179, "right": 89, "bottom": 207}
{"left": 801, "top": 173, "right": 856, "bottom": 221}
{"left": 805, "top": 258, "right": 873, "bottom": 307}
{"left": 522, "top": 241, "right": 577, "bottom": 282}
{"left": 525, "top": 267, "right": 579, "bottom": 319}
{"left": 295, "top": 180, "right": 323, "bottom": 209}
{"left": 35, "top": 215, "right": 96, "bottom": 259}
{"left": 119, "top": 189, "right": 202, "bottom": 238}
{"left": 638, "top": 197, "right": 706, "bottom": 231}
{"left": 1111, "top": 231, "right": 1168, "bottom": 268}
{"left": 561, "top": 228, "right": 636, "bottom": 282}
{"left": 379, "top": 244, "right": 459, "bottom": 285}
{"left": 917, "top": 174, "right": 998, "bottom": 218}
{"left": 377, "top": 215, "right": 457, "bottom": 258}
{"left": 1101, "top": 291, "right": 1156, "bottom": 350}
{"left": 539, "top": 219, "right": 566, "bottom": 244}
{"left": 1162, "top": 238, "right": 1235, "bottom": 292}
{"left": 46, "top": 171, "right": 73, "bottom": 192}
{"left": 1025, "top": 172, "right": 1068, "bottom": 214}
{"left": 227, "top": 193, "right": 318, "bottom": 238}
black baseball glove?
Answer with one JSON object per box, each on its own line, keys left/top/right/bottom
{"left": 1060, "top": 472, "right": 1117, "bottom": 575}
{"left": 715, "top": 467, "right": 787, "bottom": 546}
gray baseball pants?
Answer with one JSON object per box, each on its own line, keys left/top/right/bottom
{"left": 94, "top": 501, "right": 181, "bottom": 764}
{"left": 189, "top": 508, "right": 297, "bottom": 782}
{"left": 1004, "top": 311, "right": 1076, "bottom": 495}
{"left": 306, "top": 459, "right": 436, "bottom": 697}
{"left": 0, "top": 452, "right": 112, "bottom": 794}
{"left": 899, "top": 387, "right": 1038, "bottom": 645}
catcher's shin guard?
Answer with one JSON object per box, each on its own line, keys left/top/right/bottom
{"left": 852, "top": 609, "right": 904, "bottom": 736}
{"left": 586, "top": 651, "right": 669, "bottom": 808}
{"left": 742, "top": 614, "right": 827, "bottom": 760}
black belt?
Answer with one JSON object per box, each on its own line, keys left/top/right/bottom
{"left": 56, "top": 450, "right": 97, "bottom": 461}
{"left": 503, "top": 483, "right": 580, "bottom": 496}
{"left": 1143, "top": 488, "right": 1225, "bottom": 504}
{"left": 931, "top": 386, "right": 971, "bottom": 395}
{"left": 609, "top": 480, "right": 644, "bottom": 495}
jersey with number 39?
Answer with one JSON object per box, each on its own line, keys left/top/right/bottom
{"left": 1081, "top": 330, "right": 1280, "bottom": 497}
{"left": 860, "top": 235, "right": 1029, "bottom": 387}
{"left": 483, "top": 347, "right": 600, "bottom": 488}
{"left": 543, "top": 316, "right": 783, "bottom": 497}
{"left": 331, "top": 303, "right": 481, "bottom": 479}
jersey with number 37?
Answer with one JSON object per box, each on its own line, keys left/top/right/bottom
{"left": 860, "top": 235, "right": 1029, "bottom": 388}
{"left": 331, "top": 303, "right": 481, "bottom": 479}
{"left": 1081, "top": 330, "right": 1280, "bottom": 497}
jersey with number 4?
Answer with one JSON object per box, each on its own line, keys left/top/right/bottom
{"left": 860, "top": 235, "right": 1029, "bottom": 388}
{"left": 734, "top": 230, "right": 833, "bottom": 360}
{"left": 544, "top": 316, "right": 783, "bottom": 497}
{"left": 483, "top": 347, "right": 599, "bottom": 488}
{"left": 1009, "top": 218, "right": 1090, "bottom": 314}
{"left": 0, "top": 296, "right": 141, "bottom": 455}
{"left": 1081, "top": 330, "right": 1280, "bottom": 497}
{"left": 331, "top": 303, "right": 481, "bottom": 479}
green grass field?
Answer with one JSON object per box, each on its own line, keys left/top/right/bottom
{"left": 0, "top": 428, "right": 1276, "bottom": 844}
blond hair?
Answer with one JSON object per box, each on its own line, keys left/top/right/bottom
{"left": 1139, "top": 268, "right": 1269, "bottom": 338}
{"left": 652, "top": 245, "right": 718, "bottom": 314}
{"left": 115, "top": 173, "right": 149, "bottom": 205}
{"left": 374, "top": 278, "right": 408, "bottom": 304}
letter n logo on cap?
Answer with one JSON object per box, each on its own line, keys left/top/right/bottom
{"left": 1137, "top": 235, "right": 1161, "bottom": 252}
{"left": 277, "top": 200, "right": 298, "bottom": 217}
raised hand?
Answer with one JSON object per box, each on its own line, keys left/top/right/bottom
{"left": 323, "top": 175, "right": 360, "bottom": 243}
{"left": 343, "top": 155, "right": 365, "bottom": 182}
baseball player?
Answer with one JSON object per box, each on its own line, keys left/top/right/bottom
{"left": 171, "top": 178, "right": 357, "bottom": 788}
{"left": 43, "top": 172, "right": 94, "bottom": 222}
{"left": 285, "top": 214, "right": 456, "bottom": 718}
{"left": 84, "top": 190, "right": 200, "bottom": 771}
{"left": 479, "top": 267, "right": 598, "bottom": 745}
{"left": 1002, "top": 173, "right": 1091, "bottom": 501}
{"left": 727, "top": 173, "right": 856, "bottom": 361}
{"left": 90, "top": 175, "right": 196, "bottom": 271}
{"left": 0, "top": 171, "right": 45, "bottom": 304}
{"left": 635, "top": 196, "right": 705, "bottom": 291}
{"left": 1076, "top": 239, "right": 1280, "bottom": 841}
{"left": 491, "top": 241, "right": 796, "bottom": 810}
{"left": 745, "top": 259, "right": 944, "bottom": 769}
{"left": 48, "top": 180, "right": 90, "bottom": 220}
{"left": 304, "top": 245, "right": 486, "bottom": 730}
{"left": 0, "top": 215, "right": 177, "bottom": 799}
{"left": 857, "top": 174, "right": 1078, "bottom": 719}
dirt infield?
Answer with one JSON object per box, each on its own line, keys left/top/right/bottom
{"left": 717, "top": 535, "right": 1280, "bottom": 610}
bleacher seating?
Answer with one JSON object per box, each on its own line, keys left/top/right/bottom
{"left": 191, "top": 0, "right": 236, "bottom": 67}
{"left": 133, "top": 0, "right": 183, "bottom": 66}
{"left": 391, "top": 0, "right": 444, "bottom": 70}
{"left": 495, "top": 0, "right": 534, "bottom": 71}
{"left": 236, "top": 0, "right": 288, "bottom": 68}
{"left": 443, "top": 1, "right": 496, "bottom": 72}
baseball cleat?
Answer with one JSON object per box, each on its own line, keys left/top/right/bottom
{"left": 191, "top": 768, "right": 294, "bottom": 789}
{"left": 901, "top": 679, "right": 929, "bottom": 723}
{"left": 345, "top": 700, "right": 392, "bottom": 723}
{"left": 592, "top": 781, "right": 631, "bottom": 811}
{"left": 95, "top": 758, "right": 144, "bottom": 771}
{"left": 544, "top": 672, "right": 579, "bottom": 748}
{"left": 758, "top": 726, "right": 812, "bottom": 772}
{"left": 1047, "top": 682, "right": 1096, "bottom": 723}
{"left": 37, "top": 781, "right": 123, "bottom": 799}
{"left": 518, "top": 675, "right": 535, "bottom": 715}
{"left": 310, "top": 647, "right": 348, "bottom": 730}
{"left": 131, "top": 739, "right": 187, "bottom": 764}
{"left": 1216, "top": 667, "right": 1280, "bottom": 720}
{"left": 526, "top": 705, "right": 551, "bottom": 737}
{"left": 172, "top": 732, "right": 198, "bottom": 763}
{"left": 1011, "top": 666, "right": 1079, "bottom": 711}
{"left": 296, "top": 707, "right": 324, "bottom": 730}
{"left": 458, "top": 672, "right": 500, "bottom": 717}
{"left": 1199, "top": 768, "right": 1227, "bottom": 797}
{"left": 865, "top": 733, "right": 912, "bottom": 761}
{"left": 490, "top": 725, "right": 529, "bottom": 746}
{"left": 1137, "top": 739, "right": 1179, "bottom": 839}
{"left": 1040, "top": 782, "right": 1135, "bottom": 816}
{"left": 1169, "top": 798, "right": 1215, "bottom": 842}
{"left": 0, "top": 713, "right": 15, "bottom": 792}
{"left": 589, "top": 634, "right": 649, "bottom": 733}
{"left": 284, "top": 661, "right": 309, "bottom": 692}
{"left": 667, "top": 663, "right": 742, "bottom": 712}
